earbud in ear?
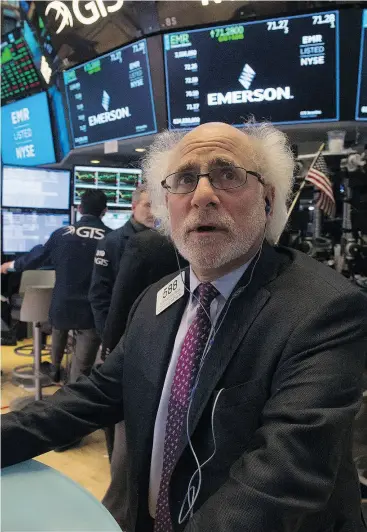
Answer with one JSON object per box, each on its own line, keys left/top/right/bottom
{"left": 265, "top": 198, "right": 271, "bottom": 215}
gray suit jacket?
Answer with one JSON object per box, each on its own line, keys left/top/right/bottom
{"left": 2, "top": 244, "right": 367, "bottom": 532}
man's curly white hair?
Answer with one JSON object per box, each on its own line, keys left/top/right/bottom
{"left": 142, "top": 120, "right": 295, "bottom": 245}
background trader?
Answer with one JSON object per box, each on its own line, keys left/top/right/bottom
{"left": 89, "top": 185, "right": 154, "bottom": 336}
{"left": 1, "top": 190, "right": 111, "bottom": 384}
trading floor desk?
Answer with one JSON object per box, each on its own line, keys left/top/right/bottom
{"left": 1, "top": 459, "right": 120, "bottom": 531}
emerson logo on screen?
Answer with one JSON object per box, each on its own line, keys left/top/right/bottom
{"left": 87, "top": 90, "right": 131, "bottom": 127}
{"left": 207, "top": 63, "right": 294, "bottom": 106}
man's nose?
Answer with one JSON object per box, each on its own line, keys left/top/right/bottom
{"left": 191, "top": 176, "right": 220, "bottom": 208}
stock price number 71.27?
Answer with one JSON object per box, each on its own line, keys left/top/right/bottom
{"left": 267, "top": 19, "right": 289, "bottom": 34}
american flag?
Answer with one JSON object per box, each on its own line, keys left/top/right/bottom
{"left": 305, "top": 152, "right": 336, "bottom": 218}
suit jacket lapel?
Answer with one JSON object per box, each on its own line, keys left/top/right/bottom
{"left": 185, "top": 286, "right": 270, "bottom": 447}
{"left": 177, "top": 244, "right": 283, "bottom": 457}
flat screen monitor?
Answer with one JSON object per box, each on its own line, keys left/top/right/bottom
{"left": 164, "top": 10, "right": 339, "bottom": 127}
{"left": 76, "top": 209, "right": 131, "bottom": 230}
{"left": 356, "top": 10, "right": 367, "bottom": 120}
{"left": 2, "top": 209, "right": 70, "bottom": 254}
{"left": 63, "top": 39, "right": 157, "bottom": 148}
{"left": 2, "top": 166, "right": 70, "bottom": 209}
{"left": 73, "top": 166, "right": 141, "bottom": 208}
{"left": 48, "top": 85, "right": 71, "bottom": 160}
{"left": 1, "top": 92, "right": 56, "bottom": 166}
{"left": 1, "top": 27, "right": 42, "bottom": 105}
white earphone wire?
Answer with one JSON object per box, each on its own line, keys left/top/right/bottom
{"left": 175, "top": 226, "right": 266, "bottom": 523}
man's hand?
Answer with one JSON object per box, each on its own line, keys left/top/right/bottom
{"left": 1, "top": 262, "right": 13, "bottom": 274}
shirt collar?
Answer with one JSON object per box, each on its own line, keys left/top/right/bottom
{"left": 130, "top": 216, "right": 147, "bottom": 232}
{"left": 189, "top": 260, "right": 251, "bottom": 303}
{"left": 80, "top": 214, "right": 98, "bottom": 221}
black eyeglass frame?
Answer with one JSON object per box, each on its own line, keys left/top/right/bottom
{"left": 161, "top": 167, "right": 265, "bottom": 194}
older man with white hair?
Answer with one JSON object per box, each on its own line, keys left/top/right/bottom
{"left": 2, "top": 122, "right": 367, "bottom": 532}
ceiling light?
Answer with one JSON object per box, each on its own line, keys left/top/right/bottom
{"left": 90, "top": 160, "right": 100, "bottom": 163}
{"left": 135, "top": 148, "right": 146, "bottom": 153}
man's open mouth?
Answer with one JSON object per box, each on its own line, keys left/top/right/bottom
{"left": 190, "top": 224, "right": 223, "bottom": 234}
{"left": 197, "top": 225, "right": 216, "bottom": 232}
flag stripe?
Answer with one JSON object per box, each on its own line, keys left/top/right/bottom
{"left": 317, "top": 194, "right": 335, "bottom": 217}
{"left": 304, "top": 151, "right": 335, "bottom": 218}
{"left": 306, "top": 171, "right": 334, "bottom": 196}
{"left": 308, "top": 169, "right": 333, "bottom": 192}
{"left": 316, "top": 195, "right": 333, "bottom": 217}
{"left": 306, "top": 176, "right": 334, "bottom": 201}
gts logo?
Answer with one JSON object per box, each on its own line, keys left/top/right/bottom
{"left": 63, "top": 226, "right": 105, "bottom": 240}
{"left": 94, "top": 249, "right": 109, "bottom": 267}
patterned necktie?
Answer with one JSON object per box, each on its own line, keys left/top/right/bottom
{"left": 154, "top": 282, "right": 219, "bottom": 532}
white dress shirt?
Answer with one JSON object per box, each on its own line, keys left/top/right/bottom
{"left": 148, "top": 261, "right": 250, "bottom": 518}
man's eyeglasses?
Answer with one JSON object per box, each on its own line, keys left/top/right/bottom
{"left": 161, "top": 166, "right": 264, "bottom": 194}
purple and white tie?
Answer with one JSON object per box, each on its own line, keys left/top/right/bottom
{"left": 154, "top": 282, "right": 219, "bottom": 532}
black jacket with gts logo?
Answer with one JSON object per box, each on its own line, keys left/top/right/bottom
{"left": 89, "top": 218, "right": 148, "bottom": 335}
{"left": 14, "top": 215, "right": 111, "bottom": 330}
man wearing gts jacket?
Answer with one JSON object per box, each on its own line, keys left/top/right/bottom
{"left": 1, "top": 190, "right": 111, "bottom": 384}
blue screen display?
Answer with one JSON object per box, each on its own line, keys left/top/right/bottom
{"left": 48, "top": 85, "right": 71, "bottom": 159}
{"left": 22, "top": 20, "right": 42, "bottom": 70}
{"left": 356, "top": 10, "right": 367, "bottom": 120}
{"left": 2, "top": 209, "right": 70, "bottom": 254}
{"left": 164, "top": 11, "right": 339, "bottom": 128}
{"left": 1, "top": 92, "right": 56, "bottom": 165}
{"left": 2, "top": 166, "right": 70, "bottom": 209}
{"left": 63, "top": 39, "right": 157, "bottom": 148}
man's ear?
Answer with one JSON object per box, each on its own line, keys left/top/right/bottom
{"left": 265, "top": 186, "right": 275, "bottom": 215}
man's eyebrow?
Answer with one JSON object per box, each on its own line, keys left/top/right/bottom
{"left": 169, "top": 160, "right": 199, "bottom": 174}
{"left": 208, "top": 156, "right": 237, "bottom": 167}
